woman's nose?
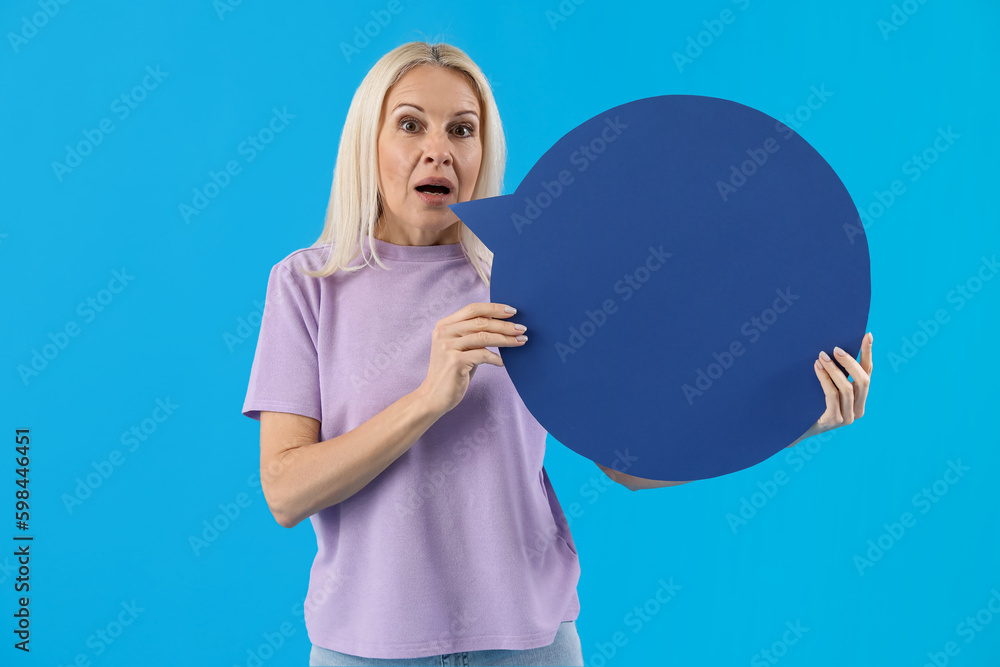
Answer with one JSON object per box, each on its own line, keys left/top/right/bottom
{"left": 421, "top": 130, "right": 452, "bottom": 163}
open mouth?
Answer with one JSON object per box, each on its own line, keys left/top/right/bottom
{"left": 414, "top": 183, "right": 453, "bottom": 206}
{"left": 415, "top": 184, "right": 451, "bottom": 196}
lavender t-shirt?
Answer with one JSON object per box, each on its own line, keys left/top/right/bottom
{"left": 241, "top": 236, "right": 581, "bottom": 659}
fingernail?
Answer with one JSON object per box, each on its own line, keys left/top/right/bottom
{"left": 868, "top": 332, "right": 874, "bottom": 345}
{"left": 834, "top": 346, "right": 846, "bottom": 357}
{"left": 513, "top": 324, "right": 527, "bottom": 332}
{"left": 504, "top": 306, "right": 516, "bottom": 314}
{"left": 814, "top": 360, "right": 823, "bottom": 370}
{"left": 819, "top": 350, "right": 831, "bottom": 361}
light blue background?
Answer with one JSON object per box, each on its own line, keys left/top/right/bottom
{"left": 2, "top": 1, "right": 997, "bottom": 665}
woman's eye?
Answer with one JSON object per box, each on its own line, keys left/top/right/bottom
{"left": 399, "top": 118, "right": 473, "bottom": 137}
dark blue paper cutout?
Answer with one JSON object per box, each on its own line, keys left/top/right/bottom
{"left": 450, "top": 95, "right": 870, "bottom": 481}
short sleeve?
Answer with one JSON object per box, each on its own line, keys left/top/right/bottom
{"left": 241, "top": 262, "right": 322, "bottom": 423}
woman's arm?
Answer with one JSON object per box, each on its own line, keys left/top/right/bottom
{"left": 597, "top": 425, "right": 816, "bottom": 492}
{"left": 258, "top": 302, "right": 528, "bottom": 528}
{"left": 595, "top": 462, "right": 692, "bottom": 491}
{"left": 259, "top": 387, "right": 446, "bottom": 528}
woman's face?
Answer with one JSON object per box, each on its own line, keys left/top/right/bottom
{"left": 376, "top": 64, "right": 483, "bottom": 245}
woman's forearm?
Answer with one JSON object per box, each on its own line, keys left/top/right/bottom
{"left": 595, "top": 462, "right": 692, "bottom": 491}
{"left": 600, "top": 425, "right": 820, "bottom": 492}
{"left": 265, "top": 388, "right": 447, "bottom": 528}
{"left": 785, "top": 422, "right": 822, "bottom": 448}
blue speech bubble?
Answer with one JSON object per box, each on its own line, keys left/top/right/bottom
{"left": 450, "top": 95, "right": 870, "bottom": 481}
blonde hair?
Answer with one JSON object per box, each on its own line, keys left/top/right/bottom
{"left": 301, "top": 41, "right": 504, "bottom": 285}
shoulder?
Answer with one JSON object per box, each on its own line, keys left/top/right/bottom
{"left": 273, "top": 244, "right": 334, "bottom": 277}
{"left": 262, "top": 245, "right": 338, "bottom": 310}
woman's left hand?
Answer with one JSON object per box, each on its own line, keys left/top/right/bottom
{"left": 801, "top": 330, "right": 874, "bottom": 439}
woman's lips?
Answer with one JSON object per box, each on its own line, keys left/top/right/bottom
{"left": 415, "top": 189, "right": 453, "bottom": 206}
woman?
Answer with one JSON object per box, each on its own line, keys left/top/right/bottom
{"left": 242, "top": 41, "right": 874, "bottom": 666}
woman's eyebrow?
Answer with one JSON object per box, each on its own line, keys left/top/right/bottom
{"left": 392, "top": 102, "right": 479, "bottom": 119}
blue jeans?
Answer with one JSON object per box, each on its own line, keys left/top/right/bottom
{"left": 308, "top": 620, "right": 584, "bottom": 666}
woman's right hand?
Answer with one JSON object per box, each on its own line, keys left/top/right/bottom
{"left": 417, "top": 302, "right": 528, "bottom": 416}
